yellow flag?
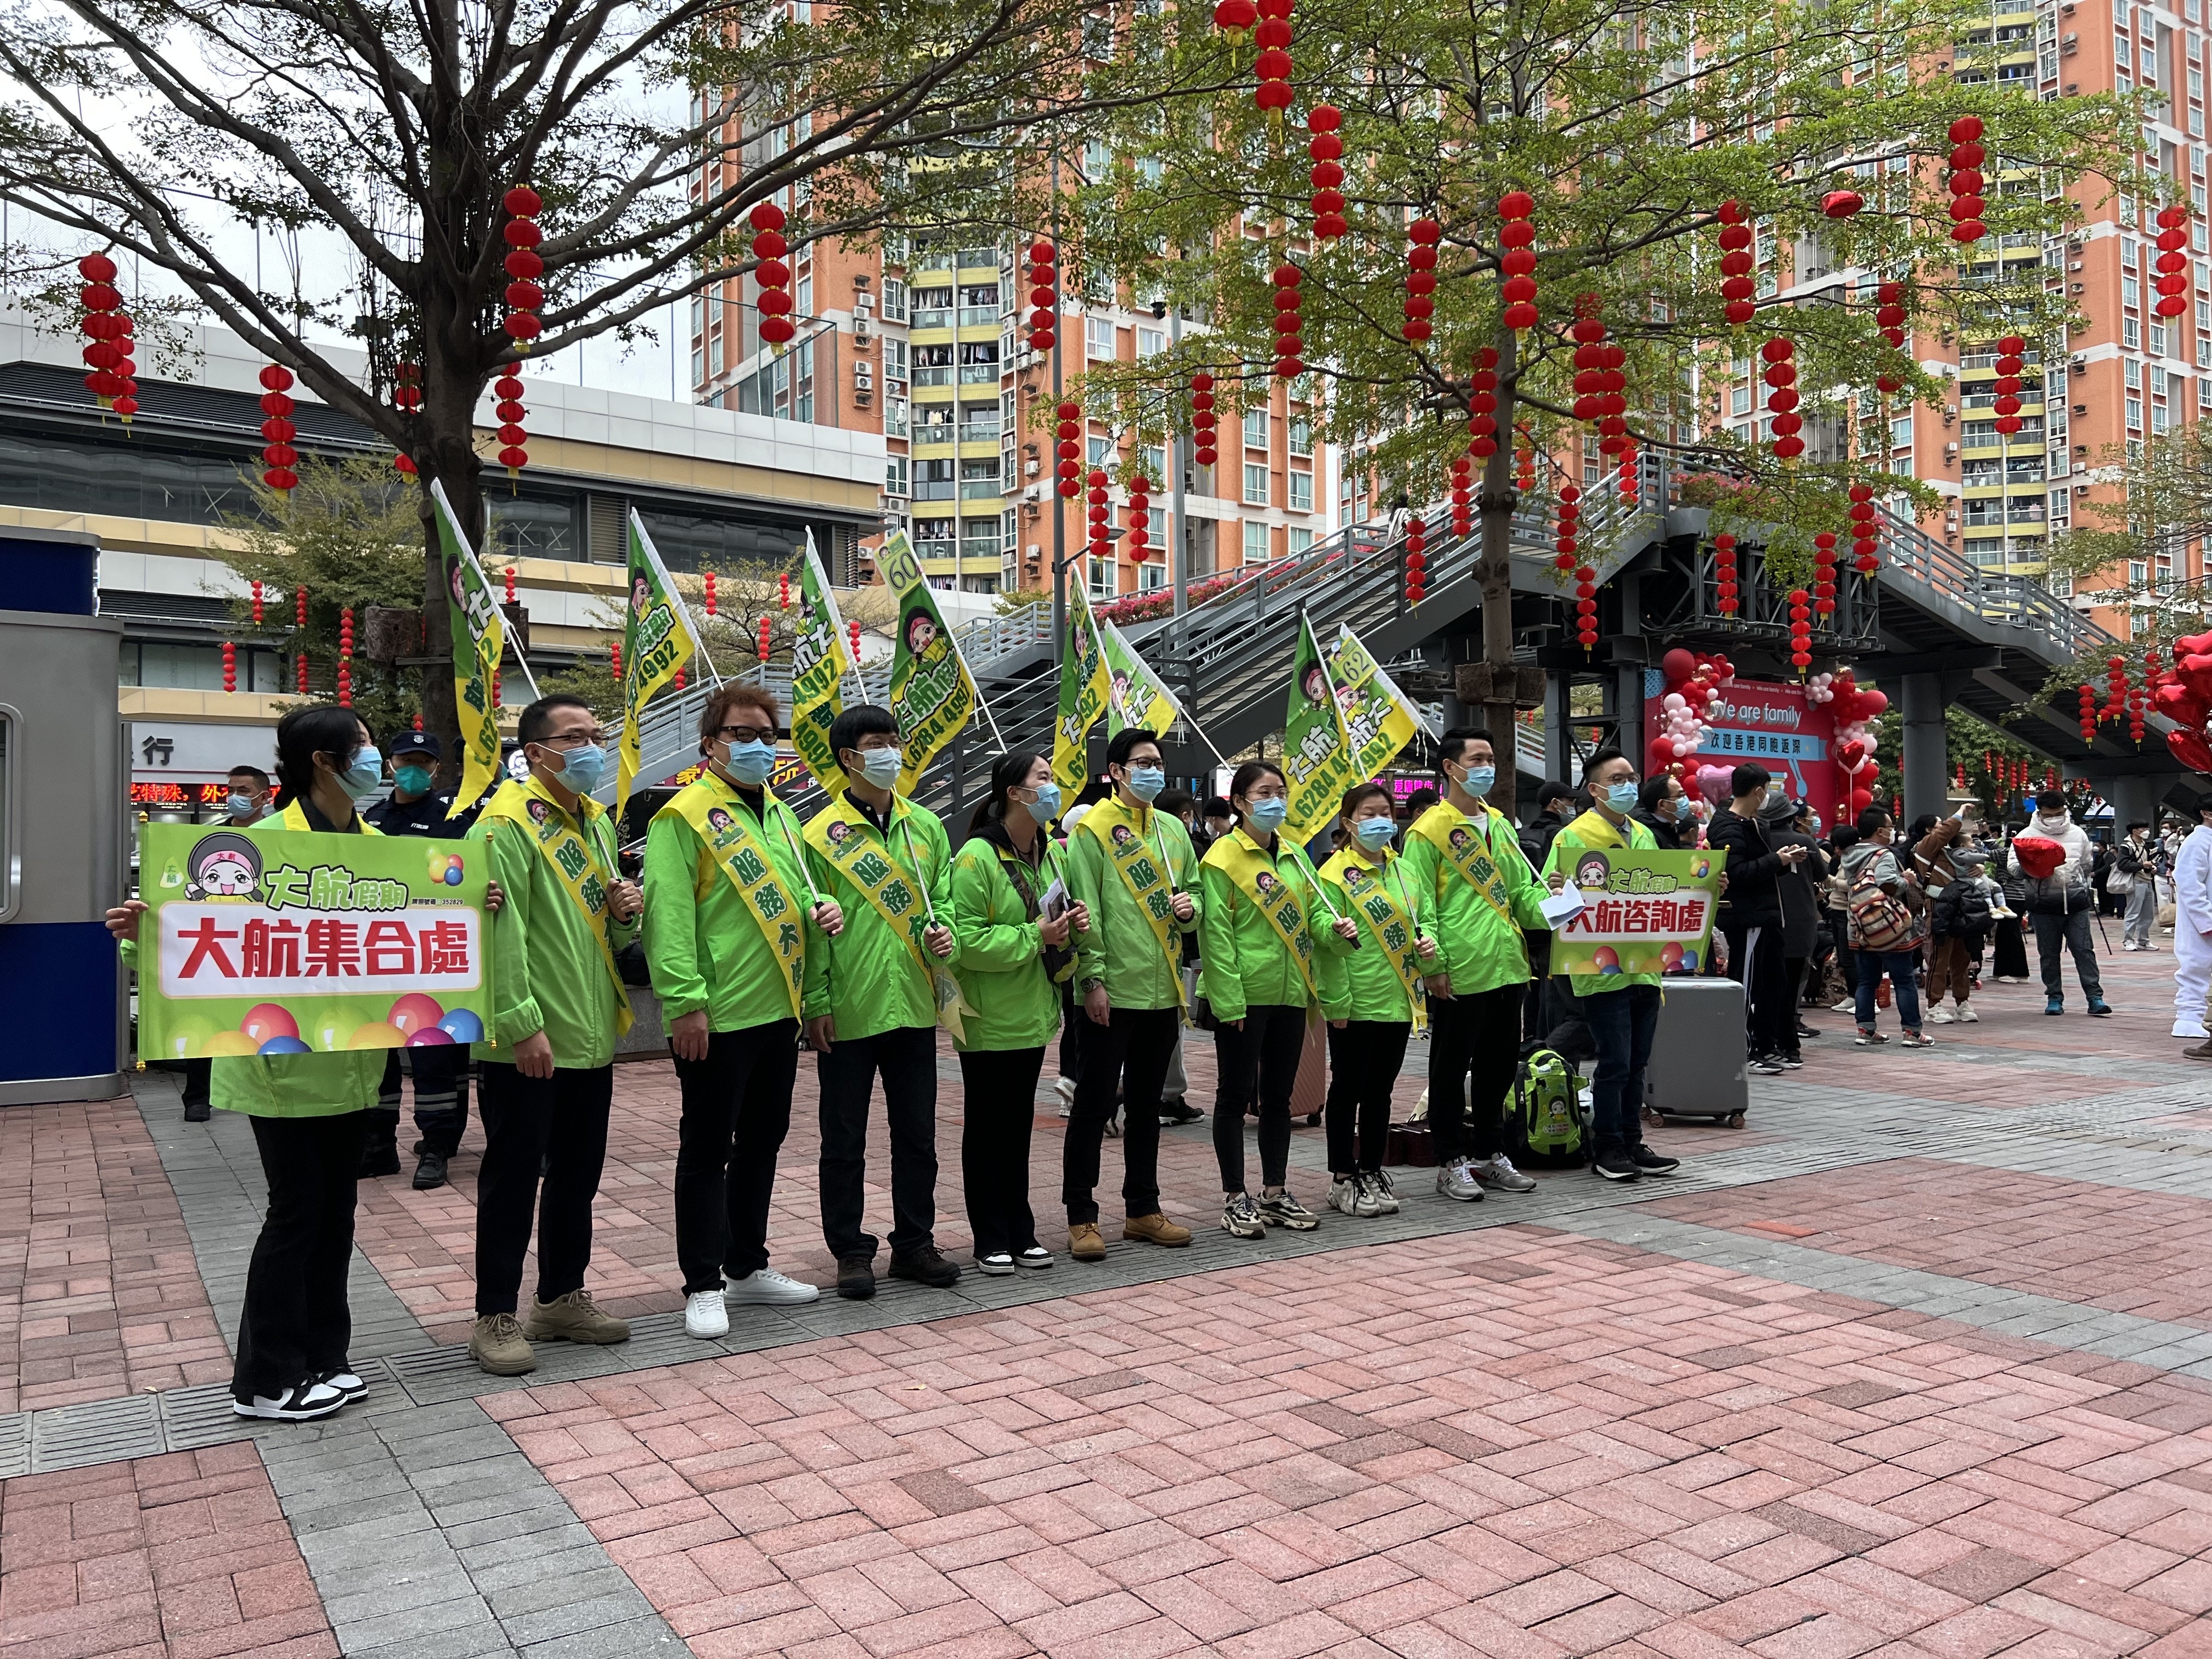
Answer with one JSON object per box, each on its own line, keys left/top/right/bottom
{"left": 789, "top": 531, "right": 854, "bottom": 797}
{"left": 878, "top": 529, "right": 978, "bottom": 792}
{"left": 615, "top": 511, "right": 699, "bottom": 810}
{"left": 1330, "top": 622, "right": 1424, "bottom": 781}
{"left": 430, "top": 481, "right": 506, "bottom": 820}
{"left": 1053, "top": 584, "right": 1113, "bottom": 792}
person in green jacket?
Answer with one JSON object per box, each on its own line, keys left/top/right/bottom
{"left": 469, "top": 694, "right": 642, "bottom": 1376}
{"left": 1062, "top": 727, "right": 1200, "bottom": 1261}
{"left": 645, "top": 681, "right": 843, "bottom": 1340}
{"left": 1403, "top": 726, "right": 1560, "bottom": 1203}
{"left": 109, "top": 706, "right": 417, "bottom": 1421}
{"left": 801, "top": 704, "right": 962, "bottom": 1301}
{"left": 1316, "top": 781, "right": 1437, "bottom": 1219}
{"left": 1542, "top": 746, "right": 1682, "bottom": 1183}
{"left": 1200, "top": 760, "right": 1358, "bottom": 1239}
{"left": 950, "top": 751, "right": 1088, "bottom": 1273}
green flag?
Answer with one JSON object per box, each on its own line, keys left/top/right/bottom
{"left": 1330, "top": 621, "right": 1425, "bottom": 782}
{"left": 878, "top": 528, "right": 977, "bottom": 793}
{"left": 1103, "top": 621, "right": 1184, "bottom": 738}
{"left": 430, "top": 481, "right": 507, "bottom": 820}
{"left": 1283, "top": 611, "right": 1357, "bottom": 844}
{"left": 1053, "top": 584, "right": 1113, "bottom": 792}
{"left": 790, "top": 532, "right": 854, "bottom": 796}
{"left": 616, "top": 511, "right": 699, "bottom": 810}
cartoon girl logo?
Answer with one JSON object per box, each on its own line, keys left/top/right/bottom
{"left": 902, "top": 607, "right": 940, "bottom": 660}
{"left": 1447, "top": 827, "right": 1472, "bottom": 853}
{"left": 631, "top": 575, "right": 652, "bottom": 618}
{"left": 826, "top": 820, "right": 853, "bottom": 847}
{"left": 706, "top": 807, "right": 735, "bottom": 837}
{"left": 1110, "top": 824, "right": 1136, "bottom": 847}
{"left": 526, "top": 799, "right": 552, "bottom": 826}
{"left": 1301, "top": 664, "right": 1329, "bottom": 706}
{"left": 183, "top": 832, "right": 263, "bottom": 901}
{"left": 1254, "top": 871, "right": 1280, "bottom": 895}
{"left": 1572, "top": 849, "right": 1612, "bottom": 891}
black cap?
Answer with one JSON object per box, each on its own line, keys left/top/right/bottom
{"left": 391, "top": 730, "right": 441, "bottom": 760}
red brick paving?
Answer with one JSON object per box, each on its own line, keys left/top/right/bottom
{"left": 489, "top": 1227, "right": 2212, "bottom": 1658}
{"left": 0, "top": 1096, "right": 232, "bottom": 1413}
{"left": 0, "top": 1441, "right": 336, "bottom": 1659}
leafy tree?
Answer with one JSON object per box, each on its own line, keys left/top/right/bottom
{"left": 2048, "top": 428, "right": 2212, "bottom": 664}
{"left": 1073, "top": 0, "right": 2126, "bottom": 810}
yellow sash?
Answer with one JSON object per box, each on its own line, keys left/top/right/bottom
{"left": 1078, "top": 797, "right": 1187, "bottom": 1007}
{"left": 479, "top": 777, "right": 634, "bottom": 1036}
{"left": 1320, "top": 848, "right": 1429, "bottom": 1030}
{"left": 803, "top": 797, "right": 972, "bottom": 1040}
{"left": 278, "top": 799, "right": 383, "bottom": 836}
{"left": 1204, "top": 830, "right": 1318, "bottom": 1001}
{"left": 1412, "top": 801, "right": 1519, "bottom": 928}
{"left": 659, "top": 776, "right": 806, "bottom": 1019}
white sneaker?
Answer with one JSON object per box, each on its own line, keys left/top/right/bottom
{"left": 1469, "top": 1154, "right": 1538, "bottom": 1193}
{"left": 977, "top": 1252, "right": 1015, "bottom": 1276}
{"left": 1927, "top": 1007, "right": 1956, "bottom": 1024}
{"left": 1956, "top": 1006, "right": 1979, "bottom": 1023}
{"left": 233, "top": 1380, "right": 346, "bottom": 1420}
{"left": 2123, "top": 940, "right": 2141, "bottom": 951}
{"left": 1054, "top": 1076, "right": 1076, "bottom": 1116}
{"left": 1328, "top": 1176, "right": 1369, "bottom": 1216}
{"left": 1436, "top": 1158, "right": 1484, "bottom": 1202}
{"left": 726, "top": 1268, "right": 820, "bottom": 1306}
{"left": 1364, "top": 1170, "right": 1401, "bottom": 1214}
{"left": 1831, "top": 999, "right": 1856, "bottom": 1014}
{"left": 2175, "top": 1024, "right": 2210, "bottom": 1040}
{"left": 685, "top": 1290, "right": 729, "bottom": 1338}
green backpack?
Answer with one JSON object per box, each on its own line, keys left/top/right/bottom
{"left": 1506, "top": 1048, "right": 1588, "bottom": 1168}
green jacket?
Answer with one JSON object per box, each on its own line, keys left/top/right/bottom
{"left": 1315, "top": 847, "right": 1424, "bottom": 1024}
{"left": 475, "top": 782, "right": 638, "bottom": 1070}
{"left": 1544, "top": 808, "right": 1662, "bottom": 995}
{"left": 1197, "top": 828, "right": 1320, "bottom": 1022}
{"left": 1400, "top": 799, "right": 1550, "bottom": 995}
{"left": 120, "top": 801, "right": 384, "bottom": 1118}
{"left": 642, "top": 774, "right": 816, "bottom": 1032}
{"left": 1065, "top": 800, "right": 1200, "bottom": 1011}
{"left": 949, "top": 831, "right": 1064, "bottom": 1052}
{"left": 802, "top": 792, "right": 953, "bottom": 1041}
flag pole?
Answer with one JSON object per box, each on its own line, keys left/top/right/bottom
{"left": 945, "top": 623, "right": 1008, "bottom": 751}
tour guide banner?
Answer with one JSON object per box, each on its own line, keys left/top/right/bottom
{"left": 1553, "top": 847, "right": 1727, "bottom": 978}
{"left": 878, "top": 528, "right": 979, "bottom": 793}
{"left": 136, "top": 822, "right": 496, "bottom": 1059}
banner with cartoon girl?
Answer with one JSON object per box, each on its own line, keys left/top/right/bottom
{"left": 1551, "top": 847, "right": 1726, "bottom": 978}
{"left": 135, "top": 822, "right": 498, "bottom": 1060}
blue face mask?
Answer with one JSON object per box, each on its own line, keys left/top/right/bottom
{"left": 554, "top": 742, "right": 607, "bottom": 795}
{"left": 1354, "top": 816, "right": 1397, "bottom": 851}
{"left": 1024, "top": 780, "right": 1064, "bottom": 821}
{"left": 723, "top": 739, "right": 776, "bottom": 787}
{"left": 341, "top": 746, "right": 383, "bottom": 800}
{"left": 1244, "top": 795, "right": 1289, "bottom": 834}
{"left": 856, "top": 747, "right": 904, "bottom": 791}
{"left": 1675, "top": 795, "right": 1697, "bottom": 822}
{"left": 394, "top": 763, "right": 434, "bottom": 797}
{"left": 1604, "top": 781, "right": 1640, "bottom": 814}
{"left": 1461, "top": 765, "right": 1496, "bottom": 797}
{"left": 1125, "top": 766, "right": 1166, "bottom": 803}
{"left": 227, "top": 792, "right": 262, "bottom": 821}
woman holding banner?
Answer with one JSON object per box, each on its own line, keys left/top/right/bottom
{"left": 951, "top": 752, "right": 1089, "bottom": 1273}
{"left": 1316, "top": 783, "right": 1436, "bottom": 1218}
{"left": 1201, "top": 761, "right": 1359, "bottom": 1239}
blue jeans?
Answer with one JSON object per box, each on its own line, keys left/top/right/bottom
{"left": 1582, "top": 984, "right": 1660, "bottom": 1156}
{"left": 1854, "top": 950, "right": 1922, "bottom": 1033}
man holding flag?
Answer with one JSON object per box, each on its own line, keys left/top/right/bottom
{"left": 616, "top": 512, "right": 708, "bottom": 809}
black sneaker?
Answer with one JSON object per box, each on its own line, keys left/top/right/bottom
{"left": 835, "top": 1254, "right": 876, "bottom": 1300}
{"left": 1780, "top": 1054, "right": 1803, "bottom": 1070}
{"left": 1158, "top": 1097, "right": 1204, "bottom": 1125}
{"left": 1593, "top": 1153, "right": 1641, "bottom": 1182}
{"left": 183, "top": 1099, "right": 212, "bottom": 1124}
{"left": 1629, "top": 1145, "right": 1681, "bottom": 1176}
{"left": 412, "top": 1149, "right": 450, "bottom": 1191}
{"left": 318, "top": 1368, "right": 368, "bottom": 1401}
{"left": 888, "top": 1246, "right": 961, "bottom": 1289}
{"left": 232, "top": 1380, "right": 346, "bottom": 1421}
{"left": 1796, "top": 1024, "right": 1821, "bottom": 1039}
{"left": 357, "top": 1138, "right": 400, "bottom": 1179}
{"left": 1749, "top": 1057, "right": 1786, "bottom": 1076}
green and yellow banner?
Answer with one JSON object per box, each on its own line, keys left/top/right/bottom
{"left": 789, "top": 533, "right": 855, "bottom": 795}
{"left": 878, "top": 528, "right": 978, "bottom": 793}
{"left": 1053, "top": 584, "right": 1113, "bottom": 793}
{"left": 1330, "top": 621, "right": 1424, "bottom": 781}
{"left": 1103, "top": 621, "right": 1183, "bottom": 738}
{"left": 1283, "top": 611, "right": 1358, "bottom": 845}
{"left": 1552, "top": 847, "right": 1725, "bottom": 978}
{"left": 430, "top": 481, "right": 507, "bottom": 820}
{"left": 616, "top": 510, "right": 701, "bottom": 810}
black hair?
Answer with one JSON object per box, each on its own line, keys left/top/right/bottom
{"left": 968, "top": 749, "right": 1049, "bottom": 837}
{"left": 1156, "top": 788, "right": 1199, "bottom": 819}
{"left": 1106, "top": 726, "right": 1161, "bottom": 768}
{"left": 1339, "top": 780, "right": 1391, "bottom": 820}
{"left": 2195, "top": 794, "right": 2212, "bottom": 817}
{"left": 1730, "top": 762, "right": 1771, "bottom": 798}
{"left": 273, "top": 704, "right": 369, "bottom": 808}
{"left": 1830, "top": 824, "right": 1863, "bottom": 850}
{"left": 1857, "top": 805, "right": 1893, "bottom": 836}
{"left": 2035, "top": 789, "right": 2068, "bottom": 812}
{"left": 517, "top": 693, "right": 594, "bottom": 748}
{"left": 1907, "top": 812, "right": 1940, "bottom": 843}
{"left": 1637, "top": 774, "right": 1677, "bottom": 814}
{"left": 1227, "top": 759, "right": 1286, "bottom": 826}
{"left": 1438, "top": 725, "right": 1491, "bottom": 768}
{"left": 1402, "top": 786, "right": 1439, "bottom": 815}
{"left": 1582, "top": 746, "right": 1630, "bottom": 801}
{"left": 1202, "top": 795, "right": 1232, "bottom": 819}
{"left": 1539, "top": 779, "right": 1576, "bottom": 809}
{"left": 2127, "top": 820, "right": 2149, "bottom": 831}
{"left": 227, "top": 765, "right": 271, "bottom": 788}
{"left": 828, "top": 703, "right": 900, "bottom": 769}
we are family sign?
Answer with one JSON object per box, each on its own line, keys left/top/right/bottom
{"left": 137, "top": 822, "right": 496, "bottom": 1059}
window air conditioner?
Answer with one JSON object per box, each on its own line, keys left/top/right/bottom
{"left": 2074, "top": 403, "right": 2088, "bottom": 415}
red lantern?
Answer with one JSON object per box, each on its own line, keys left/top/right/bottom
{"left": 1498, "top": 191, "right": 1538, "bottom": 330}
{"left": 337, "top": 607, "right": 354, "bottom": 707}
{"left": 1713, "top": 532, "right": 1739, "bottom": 616}
{"left": 1025, "top": 239, "right": 1059, "bottom": 354}
{"left": 1126, "top": 474, "right": 1153, "bottom": 561}
{"left": 849, "top": 618, "right": 862, "bottom": 664}
{"left": 1251, "top": 0, "right": 1293, "bottom": 113}
{"left": 295, "top": 586, "right": 308, "bottom": 629}
{"left": 1570, "top": 297, "right": 1628, "bottom": 455}
{"left": 257, "top": 364, "right": 299, "bottom": 492}
{"left": 611, "top": 640, "right": 623, "bottom": 682}
{"left": 1759, "top": 336, "right": 1803, "bottom": 460}
{"left": 1787, "top": 588, "right": 1812, "bottom": 671}
{"left": 1466, "top": 343, "right": 1500, "bottom": 458}
{"left": 1812, "top": 531, "right": 1838, "bottom": 617}
{"left": 779, "top": 570, "right": 791, "bottom": 609}
{"left": 1307, "top": 106, "right": 1347, "bottom": 239}
{"left": 251, "top": 580, "right": 264, "bottom": 627}
{"left": 674, "top": 668, "right": 687, "bottom": 692}
{"left": 1272, "top": 261, "right": 1305, "bottom": 379}
{"left": 1402, "top": 219, "right": 1441, "bottom": 345}
{"left": 296, "top": 651, "right": 309, "bottom": 695}
{"left": 494, "top": 364, "right": 527, "bottom": 475}
{"left": 1214, "top": 0, "right": 1256, "bottom": 36}
{"left": 759, "top": 616, "right": 772, "bottom": 663}
{"left": 1054, "top": 398, "right": 1087, "bottom": 497}
{"left": 503, "top": 186, "right": 546, "bottom": 346}
{"left": 1714, "top": 201, "right": 1756, "bottom": 327}
{"left": 2156, "top": 205, "right": 2193, "bottom": 316}
{"left": 1575, "top": 561, "right": 1598, "bottom": 649}
{"left": 1948, "top": 116, "right": 1987, "bottom": 246}
{"left": 78, "top": 253, "right": 132, "bottom": 410}
{"left": 1821, "top": 188, "right": 1864, "bottom": 219}
{"left": 222, "top": 641, "right": 236, "bottom": 694}
{"left": 1554, "top": 482, "right": 1582, "bottom": 580}
{"left": 1450, "top": 455, "right": 1474, "bottom": 538}
{"left": 751, "top": 201, "right": 798, "bottom": 346}
{"left": 704, "top": 568, "right": 718, "bottom": 616}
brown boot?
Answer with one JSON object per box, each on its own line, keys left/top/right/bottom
{"left": 526, "top": 1288, "right": 630, "bottom": 1345}
{"left": 1123, "top": 1212, "right": 1192, "bottom": 1248}
{"left": 2186, "top": 1040, "right": 2212, "bottom": 1060}
{"left": 469, "top": 1312, "right": 536, "bottom": 1376}
{"left": 1068, "top": 1222, "right": 1107, "bottom": 1262}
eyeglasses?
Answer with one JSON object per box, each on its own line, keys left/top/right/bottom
{"left": 539, "top": 731, "right": 607, "bottom": 750}
{"left": 714, "top": 725, "right": 776, "bottom": 744}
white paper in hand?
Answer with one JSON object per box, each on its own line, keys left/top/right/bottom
{"left": 1541, "top": 883, "right": 1587, "bottom": 929}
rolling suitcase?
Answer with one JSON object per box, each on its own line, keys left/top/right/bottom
{"left": 1641, "top": 977, "right": 1750, "bottom": 1127}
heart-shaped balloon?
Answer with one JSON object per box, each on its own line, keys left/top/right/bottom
{"left": 1696, "top": 763, "right": 1734, "bottom": 805}
{"left": 2169, "top": 727, "right": 2212, "bottom": 775}
{"left": 1836, "top": 738, "right": 1867, "bottom": 769}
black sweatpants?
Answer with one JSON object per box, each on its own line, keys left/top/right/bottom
{"left": 959, "top": 1046, "right": 1047, "bottom": 1257}
{"left": 233, "top": 1110, "right": 366, "bottom": 1403}
{"left": 1724, "top": 922, "right": 1794, "bottom": 1060}
{"left": 1064, "top": 1003, "right": 1175, "bottom": 1224}
{"left": 371, "top": 1045, "right": 470, "bottom": 1155}
{"left": 475, "top": 1062, "right": 614, "bottom": 1317}
{"left": 672, "top": 1020, "right": 800, "bottom": 1294}
{"left": 1426, "top": 984, "right": 1522, "bottom": 1164}
{"left": 815, "top": 1024, "right": 939, "bottom": 1261}
{"left": 1212, "top": 1003, "right": 1307, "bottom": 1193}
{"left": 1325, "top": 1019, "right": 1410, "bottom": 1174}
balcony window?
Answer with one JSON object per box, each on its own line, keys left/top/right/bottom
{"left": 1086, "top": 316, "right": 1116, "bottom": 360}
{"left": 1244, "top": 409, "right": 1268, "bottom": 448}
{"left": 1289, "top": 469, "right": 1313, "bottom": 511}
{"left": 960, "top": 459, "right": 1001, "bottom": 499}
{"left": 1243, "top": 520, "right": 1269, "bottom": 561}
{"left": 913, "top": 287, "right": 953, "bottom": 328}
{"left": 958, "top": 342, "right": 1000, "bottom": 383}
{"left": 880, "top": 278, "right": 908, "bottom": 323}
{"left": 1243, "top": 462, "right": 1269, "bottom": 506}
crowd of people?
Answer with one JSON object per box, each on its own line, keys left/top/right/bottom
{"left": 109, "top": 691, "right": 2211, "bottom": 1427}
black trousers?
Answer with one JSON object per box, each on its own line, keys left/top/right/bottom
{"left": 816, "top": 1024, "right": 939, "bottom": 1261}
{"left": 1064, "top": 1003, "right": 1175, "bottom": 1224}
{"left": 180, "top": 1057, "right": 211, "bottom": 1109}
{"left": 673, "top": 1020, "right": 799, "bottom": 1294}
{"left": 1212, "top": 1004, "right": 1307, "bottom": 1193}
{"left": 233, "top": 1110, "right": 366, "bottom": 1403}
{"left": 1426, "top": 984, "right": 1521, "bottom": 1164}
{"left": 371, "top": 1046, "right": 470, "bottom": 1155}
{"left": 1326, "top": 1019, "right": 1410, "bottom": 1174}
{"left": 1723, "top": 922, "right": 1794, "bottom": 1059}
{"left": 1520, "top": 932, "right": 1552, "bottom": 1042}
{"left": 475, "top": 1062, "right": 613, "bottom": 1316}
{"left": 959, "top": 1046, "right": 1046, "bottom": 1257}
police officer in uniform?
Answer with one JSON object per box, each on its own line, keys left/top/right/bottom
{"left": 362, "top": 730, "right": 479, "bottom": 1187}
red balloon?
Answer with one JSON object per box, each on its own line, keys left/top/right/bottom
{"left": 1836, "top": 738, "right": 1867, "bottom": 769}
{"left": 1661, "top": 647, "right": 1696, "bottom": 684}
{"left": 1857, "top": 687, "right": 1888, "bottom": 716}
{"left": 1849, "top": 787, "right": 1874, "bottom": 814}
{"left": 2170, "top": 728, "right": 2212, "bottom": 775}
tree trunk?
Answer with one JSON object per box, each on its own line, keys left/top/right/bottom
{"left": 1477, "top": 331, "right": 1522, "bottom": 820}
{"left": 414, "top": 315, "right": 489, "bottom": 790}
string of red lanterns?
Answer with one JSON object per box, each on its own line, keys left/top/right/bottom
{"left": 1848, "top": 483, "right": 1880, "bottom": 574}
{"left": 1553, "top": 484, "right": 1580, "bottom": 579}
{"left": 251, "top": 580, "right": 264, "bottom": 627}
{"left": 1713, "top": 532, "right": 1740, "bottom": 615}
{"left": 1573, "top": 557, "right": 1598, "bottom": 651}
{"left": 1812, "top": 531, "right": 1839, "bottom": 619}
{"left": 1086, "top": 468, "right": 1113, "bottom": 568}
{"left": 848, "top": 619, "right": 862, "bottom": 667}
{"left": 337, "top": 607, "right": 354, "bottom": 707}
{"left": 259, "top": 365, "right": 300, "bottom": 492}
{"left": 2155, "top": 206, "right": 2192, "bottom": 318}
{"left": 611, "top": 640, "right": 623, "bottom": 682}
{"left": 1466, "top": 345, "right": 1499, "bottom": 458}
{"left": 1402, "top": 218, "right": 1440, "bottom": 344}
{"left": 1053, "top": 398, "right": 1084, "bottom": 498}
{"left": 758, "top": 616, "right": 772, "bottom": 663}
{"left": 1126, "top": 474, "right": 1153, "bottom": 562}
{"left": 1402, "top": 510, "right": 1427, "bottom": 603}
{"left": 2077, "top": 682, "right": 2098, "bottom": 743}
{"left": 779, "top": 571, "right": 791, "bottom": 608}
{"left": 1762, "top": 336, "right": 1803, "bottom": 459}
{"left": 1307, "top": 106, "right": 1347, "bottom": 239}
{"left": 1251, "top": 0, "right": 1293, "bottom": 114}
{"left": 78, "top": 253, "right": 138, "bottom": 418}
{"left": 2103, "top": 653, "right": 2129, "bottom": 722}
{"left": 1449, "top": 454, "right": 1473, "bottom": 539}
{"left": 222, "top": 641, "right": 236, "bottom": 694}
{"left": 1990, "top": 334, "right": 2027, "bottom": 436}
{"left": 1272, "top": 261, "right": 1305, "bottom": 378}
{"left": 1714, "top": 202, "right": 1755, "bottom": 326}
{"left": 1618, "top": 440, "right": 1639, "bottom": 506}
{"left": 1498, "top": 191, "right": 1537, "bottom": 330}
{"left": 1191, "top": 375, "right": 1218, "bottom": 467}
{"left": 1571, "top": 297, "right": 1627, "bottom": 456}
{"left": 1948, "top": 116, "right": 1987, "bottom": 246}
{"left": 1787, "top": 586, "right": 1812, "bottom": 672}
{"left": 750, "top": 202, "right": 796, "bottom": 347}
{"left": 502, "top": 187, "right": 545, "bottom": 348}
{"left": 1025, "top": 240, "right": 1058, "bottom": 354}
{"left": 1513, "top": 438, "right": 1537, "bottom": 494}
{"left": 393, "top": 360, "right": 422, "bottom": 475}
{"left": 494, "top": 361, "right": 528, "bottom": 476}
{"left": 504, "top": 562, "right": 517, "bottom": 605}
{"left": 703, "top": 568, "right": 718, "bottom": 616}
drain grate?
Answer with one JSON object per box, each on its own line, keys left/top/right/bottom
{"left": 0, "top": 1412, "right": 27, "bottom": 1480}
{"left": 29, "top": 1392, "right": 162, "bottom": 1474}
{"left": 158, "top": 1383, "right": 261, "bottom": 1452}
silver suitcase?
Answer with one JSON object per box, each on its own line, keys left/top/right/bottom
{"left": 1642, "top": 976, "right": 1750, "bottom": 1127}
